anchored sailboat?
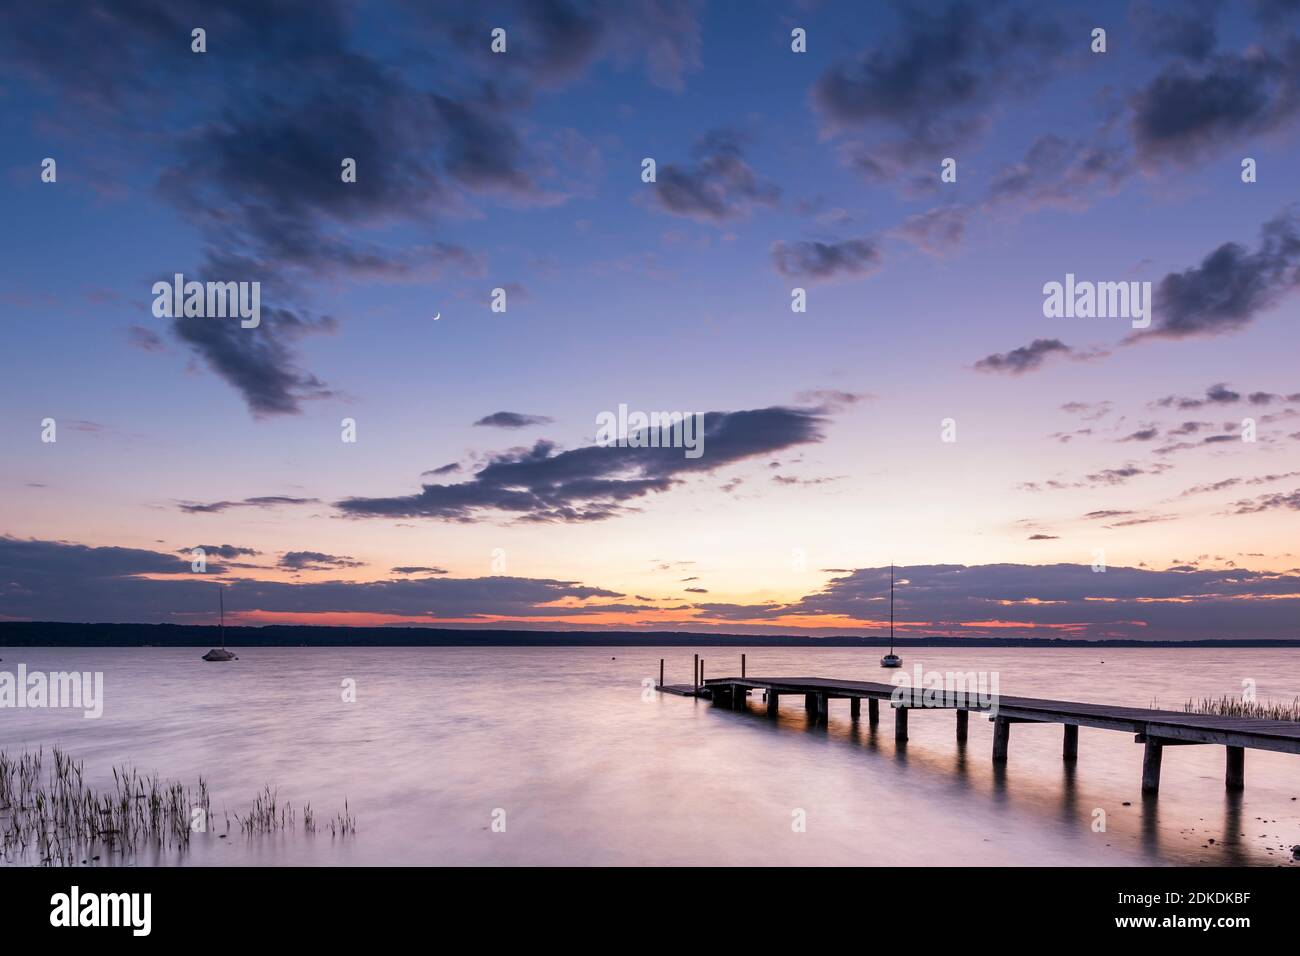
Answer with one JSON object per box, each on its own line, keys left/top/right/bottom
{"left": 202, "top": 585, "right": 237, "bottom": 662}
{"left": 880, "top": 563, "right": 902, "bottom": 668}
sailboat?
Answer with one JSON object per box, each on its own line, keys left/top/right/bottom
{"left": 880, "top": 563, "right": 902, "bottom": 668}
{"left": 202, "top": 585, "right": 238, "bottom": 662}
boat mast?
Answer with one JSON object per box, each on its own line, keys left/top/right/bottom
{"left": 889, "top": 563, "right": 895, "bottom": 654}
{"left": 219, "top": 586, "right": 225, "bottom": 650}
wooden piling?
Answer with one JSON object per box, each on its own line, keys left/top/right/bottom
{"left": 1063, "top": 724, "right": 1078, "bottom": 761}
{"left": 868, "top": 698, "right": 879, "bottom": 726}
{"left": 1225, "top": 746, "right": 1244, "bottom": 791}
{"left": 1141, "top": 738, "right": 1163, "bottom": 793}
{"left": 741, "top": 653, "right": 746, "bottom": 678}
{"left": 816, "top": 693, "right": 829, "bottom": 723}
{"left": 693, "top": 654, "right": 698, "bottom": 694}
{"left": 767, "top": 691, "right": 779, "bottom": 717}
{"left": 850, "top": 698, "right": 861, "bottom": 720}
{"left": 895, "top": 706, "right": 909, "bottom": 742}
{"left": 992, "top": 716, "right": 1011, "bottom": 762}
{"left": 804, "top": 692, "right": 816, "bottom": 713}
{"left": 956, "top": 709, "right": 968, "bottom": 742}
{"left": 658, "top": 658, "right": 664, "bottom": 690}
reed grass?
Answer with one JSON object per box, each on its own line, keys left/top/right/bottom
{"left": 0, "top": 747, "right": 356, "bottom": 866}
{"left": 1184, "top": 696, "right": 1300, "bottom": 721}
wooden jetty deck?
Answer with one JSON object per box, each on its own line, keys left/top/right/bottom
{"left": 655, "top": 669, "right": 1300, "bottom": 795}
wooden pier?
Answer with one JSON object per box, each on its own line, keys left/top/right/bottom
{"left": 655, "top": 672, "right": 1300, "bottom": 795}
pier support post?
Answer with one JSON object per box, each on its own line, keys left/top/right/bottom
{"left": 816, "top": 694, "right": 830, "bottom": 724}
{"left": 804, "top": 693, "right": 816, "bottom": 713}
{"left": 895, "top": 706, "right": 908, "bottom": 743}
{"left": 767, "top": 691, "right": 779, "bottom": 717}
{"left": 956, "top": 709, "right": 968, "bottom": 742}
{"left": 1063, "top": 724, "right": 1079, "bottom": 762}
{"left": 1141, "top": 738, "right": 1163, "bottom": 794}
{"left": 850, "top": 698, "right": 861, "bottom": 720}
{"left": 1225, "top": 746, "right": 1244, "bottom": 791}
{"left": 658, "top": 658, "right": 664, "bottom": 690}
{"left": 868, "top": 698, "right": 879, "bottom": 726}
{"left": 741, "top": 654, "right": 746, "bottom": 678}
{"left": 992, "top": 716, "right": 1011, "bottom": 762}
{"left": 693, "top": 654, "right": 699, "bottom": 695}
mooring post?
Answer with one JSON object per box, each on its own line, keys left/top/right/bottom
{"left": 850, "top": 698, "right": 861, "bottom": 720}
{"left": 693, "top": 654, "right": 698, "bottom": 694}
{"left": 992, "top": 716, "right": 1011, "bottom": 762}
{"left": 1063, "top": 724, "right": 1079, "bottom": 761}
{"left": 741, "top": 653, "right": 746, "bottom": 678}
{"left": 816, "top": 693, "right": 830, "bottom": 724}
{"left": 1141, "top": 738, "right": 1164, "bottom": 793}
{"left": 700, "top": 659, "right": 704, "bottom": 685}
{"left": 895, "top": 705, "right": 909, "bottom": 742}
{"left": 658, "top": 658, "right": 664, "bottom": 690}
{"left": 868, "top": 698, "right": 879, "bottom": 726}
{"left": 1225, "top": 746, "right": 1244, "bottom": 791}
{"left": 767, "top": 691, "right": 779, "bottom": 717}
{"left": 956, "top": 709, "right": 968, "bottom": 742}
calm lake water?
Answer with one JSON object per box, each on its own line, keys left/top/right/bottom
{"left": 1, "top": 646, "right": 1298, "bottom": 866}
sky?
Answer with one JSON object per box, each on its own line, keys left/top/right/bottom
{"left": 1, "top": 0, "right": 1299, "bottom": 640}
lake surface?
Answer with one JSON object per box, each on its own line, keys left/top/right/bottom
{"left": 1, "top": 646, "right": 1298, "bottom": 866}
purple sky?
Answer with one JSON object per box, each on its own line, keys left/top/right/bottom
{"left": 2, "top": 1, "right": 1299, "bottom": 640}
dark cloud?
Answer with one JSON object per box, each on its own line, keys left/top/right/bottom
{"left": 422, "top": 0, "right": 702, "bottom": 92}
{"left": 474, "top": 412, "right": 555, "bottom": 429}
{"left": 1027, "top": 534, "right": 1058, "bottom": 540}
{"left": 1081, "top": 463, "right": 1170, "bottom": 487}
{"left": 279, "top": 551, "right": 364, "bottom": 571}
{"left": 813, "top": 1, "right": 1064, "bottom": 160}
{"left": 892, "top": 206, "right": 968, "bottom": 256}
{"left": 771, "top": 238, "right": 881, "bottom": 282}
{"left": 973, "top": 338, "right": 1070, "bottom": 375}
{"left": 184, "top": 544, "right": 262, "bottom": 559}
{"left": 179, "top": 496, "right": 320, "bottom": 514}
{"left": 651, "top": 129, "right": 779, "bottom": 222}
{"left": 0, "top": 1, "right": 576, "bottom": 416}
{"left": 0, "top": 536, "right": 624, "bottom": 623}
{"left": 986, "top": 134, "right": 1131, "bottom": 212}
{"left": 1138, "top": 209, "right": 1300, "bottom": 340}
{"left": 336, "top": 405, "right": 828, "bottom": 523}
{"left": 172, "top": 300, "right": 338, "bottom": 418}
{"left": 391, "top": 567, "right": 449, "bottom": 576}
{"left": 1132, "top": 0, "right": 1221, "bottom": 62}
{"left": 1153, "top": 382, "right": 1242, "bottom": 408}
{"left": 1226, "top": 487, "right": 1300, "bottom": 513}
{"left": 1119, "top": 427, "right": 1160, "bottom": 442}
{"left": 684, "top": 587, "right": 708, "bottom": 594}
{"left": 1131, "top": 45, "right": 1300, "bottom": 163}
{"left": 696, "top": 563, "right": 1300, "bottom": 640}
{"left": 1182, "top": 471, "right": 1300, "bottom": 497}
{"left": 424, "top": 463, "right": 462, "bottom": 476}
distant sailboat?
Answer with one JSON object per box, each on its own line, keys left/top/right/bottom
{"left": 202, "top": 586, "right": 237, "bottom": 662}
{"left": 880, "top": 563, "right": 902, "bottom": 668}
